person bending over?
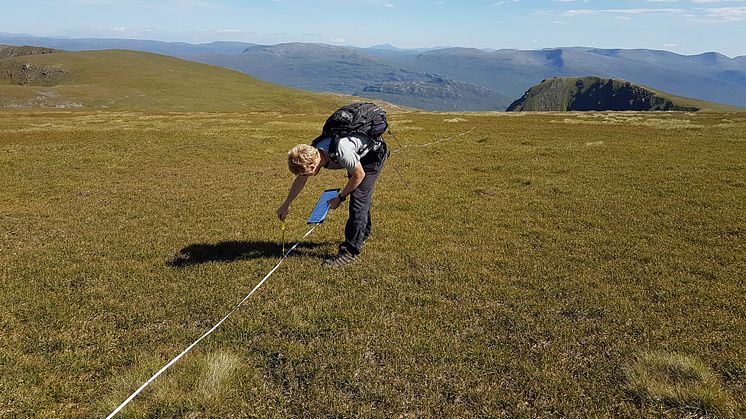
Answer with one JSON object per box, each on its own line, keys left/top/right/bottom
{"left": 277, "top": 134, "right": 387, "bottom": 268}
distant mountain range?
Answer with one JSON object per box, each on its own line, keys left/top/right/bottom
{"left": 1, "top": 33, "right": 744, "bottom": 111}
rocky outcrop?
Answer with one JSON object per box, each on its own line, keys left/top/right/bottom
{"left": 506, "top": 77, "right": 699, "bottom": 112}
{"left": 0, "top": 45, "right": 66, "bottom": 86}
{"left": 0, "top": 45, "right": 61, "bottom": 59}
{"left": 0, "top": 61, "right": 67, "bottom": 86}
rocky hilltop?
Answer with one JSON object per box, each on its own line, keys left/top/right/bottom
{"left": 0, "top": 44, "right": 60, "bottom": 59}
{"left": 0, "top": 45, "right": 67, "bottom": 86}
{"left": 506, "top": 77, "right": 699, "bottom": 112}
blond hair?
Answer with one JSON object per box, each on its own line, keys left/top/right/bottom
{"left": 287, "top": 144, "right": 319, "bottom": 175}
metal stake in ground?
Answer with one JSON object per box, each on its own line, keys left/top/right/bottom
{"left": 281, "top": 220, "right": 286, "bottom": 255}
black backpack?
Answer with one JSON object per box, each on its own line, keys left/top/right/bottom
{"left": 311, "top": 102, "right": 388, "bottom": 162}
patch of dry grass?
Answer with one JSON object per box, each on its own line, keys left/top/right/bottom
{"left": 585, "top": 141, "right": 605, "bottom": 147}
{"left": 625, "top": 351, "right": 735, "bottom": 417}
{"left": 198, "top": 351, "right": 242, "bottom": 400}
{"left": 551, "top": 112, "right": 705, "bottom": 129}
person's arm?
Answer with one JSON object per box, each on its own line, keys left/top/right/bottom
{"left": 328, "top": 163, "right": 365, "bottom": 209}
{"left": 277, "top": 175, "right": 309, "bottom": 220}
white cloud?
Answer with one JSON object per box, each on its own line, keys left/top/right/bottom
{"left": 691, "top": 0, "right": 746, "bottom": 3}
{"left": 703, "top": 6, "right": 746, "bottom": 20}
{"left": 75, "top": 0, "right": 114, "bottom": 4}
{"left": 492, "top": 0, "right": 521, "bottom": 6}
{"left": 563, "top": 8, "right": 687, "bottom": 16}
{"left": 562, "top": 4, "right": 746, "bottom": 23}
{"left": 162, "top": 0, "right": 216, "bottom": 7}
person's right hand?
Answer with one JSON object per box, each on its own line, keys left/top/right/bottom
{"left": 276, "top": 204, "right": 289, "bottom": 221}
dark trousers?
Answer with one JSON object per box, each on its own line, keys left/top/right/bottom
{"left": 340, "top": 142, "right": 387, "bottom": 255}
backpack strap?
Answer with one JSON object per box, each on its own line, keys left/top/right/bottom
{"left": 358, "top": 133, "right": 383, "bottom": 157}
{"left": 328, "top": 135, "right": 340, "bottom": 163}
{"left": 311, "top": 133, "right": 341, "bottom": 165}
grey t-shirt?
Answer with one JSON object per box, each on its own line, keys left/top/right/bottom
{"left": 315, "top": 134, "right": 372, "bottom": 172}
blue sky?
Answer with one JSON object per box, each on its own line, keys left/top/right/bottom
{"left": 3, "top": 0, "right": 745, "bottom": 57}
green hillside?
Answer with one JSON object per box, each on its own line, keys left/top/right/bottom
{"left": 643, "top": 84, "right": 742, "bottom": 112}
{"left": 506, "top": 76, "right": 740, "bottom": 112}
{"left": 0, "top": 49, "right": 347, "bottom": 112}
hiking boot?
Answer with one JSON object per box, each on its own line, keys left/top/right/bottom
{"left": 323, "top": 252, "right": 357, "bottom": 268}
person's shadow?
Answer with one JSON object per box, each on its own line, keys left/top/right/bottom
{"left": 167, "top": 240, "right": 327, "bottom": 268}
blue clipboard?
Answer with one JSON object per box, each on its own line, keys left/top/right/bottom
{"left": 307, "top": 188, "right": 340, "bottom": 224}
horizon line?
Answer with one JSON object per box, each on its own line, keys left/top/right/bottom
{"left": 0, "top": 32, "right": 743, "bottom": 59}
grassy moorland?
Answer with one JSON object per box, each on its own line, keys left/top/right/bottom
{"left": 0, "top": 49, "right": 347, "bottom": 112}
{"left": 0, "top": 109, "right": 744, "bottom": 418}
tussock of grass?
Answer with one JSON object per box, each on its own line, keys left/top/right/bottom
{"left": 197, "top": 351, "right": 242, "bottom": 400}
{"left": 624, "top": 351, "right": 735, "bottom": 417}
{"left": 714, "top": 117, "right": 746, "bottom": 129}
{"left": 394, "top": 125, "right": 424, "bottom": 131}
{"left": 552, "top": 113, "right": 704, "bottom": 129}
{"left": 640, "top": 118, "right": 703, "bottom": 129}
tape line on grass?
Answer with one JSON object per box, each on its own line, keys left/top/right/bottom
{"left": 391, "top": 128, "right": 473, "bottom": 153}
{"left": 106, "top": 224, "right": 319, "bottom": 418}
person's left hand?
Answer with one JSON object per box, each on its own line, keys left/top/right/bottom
{"left": 327, "top": 196, "right": 341, "bottom": 210}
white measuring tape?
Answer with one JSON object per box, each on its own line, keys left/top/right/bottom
{"left": 106, "top": 224, "right": 318, "bottom": 418}
{"left": 391, "top": 128, "right": 473, "bottom": 153}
